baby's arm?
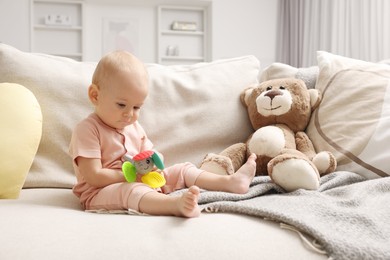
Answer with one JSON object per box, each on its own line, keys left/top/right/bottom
{"left": 76, "top": 156, "right": 126, "bottom": 188}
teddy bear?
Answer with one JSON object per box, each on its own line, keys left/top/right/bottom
{"left": 200, "top": 78, "right": 337, "bottom": 192}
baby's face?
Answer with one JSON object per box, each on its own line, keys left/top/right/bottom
{"left": 95, "top": 69, "right": 148, "bottom": 130}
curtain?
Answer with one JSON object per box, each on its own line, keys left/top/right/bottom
{"left": 277, "top": 0, "right": 390, "bottom": 67}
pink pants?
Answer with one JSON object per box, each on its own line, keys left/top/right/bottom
{"left": 87, "top": 162, "right": 203, "bottom": 211}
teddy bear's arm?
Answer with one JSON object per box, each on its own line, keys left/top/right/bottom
{"left": 220, "top": 143, "right": 247, "bottom": 172}
{"left": 295, "top": 131, "right": 338, "bottom": 175}
{"left": 295, "top": 131, "right": 316, "bottom": 160}
{"left": 200, "top": 143, "right": 247, "bottom": 175}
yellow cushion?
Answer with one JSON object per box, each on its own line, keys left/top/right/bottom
{"left": 0, "top": 83, "right": 42, "bottom": 199}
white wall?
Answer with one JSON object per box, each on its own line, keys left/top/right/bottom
{"left": 0, "top": 0, "right": 278, "bottom": 67}
{"left": 212, "top": 0, "right": 278, "bottom": 68}
{"left": 84, "top": 2, "right": 156, "bottom": 62}
{"left": 0, "top": 0, "right": 30, "bottom": 51}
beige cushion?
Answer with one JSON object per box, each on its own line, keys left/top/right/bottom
{"left": 142, "top": 57, "right": 260, "bottom": 167}
{"left": 307, "top": 51, "right": 390, "bottom": 179}
{"left": 0, "top": 83, "right": 42, "bottom": 198}
{"left": 0, "top": 43, "right": 260, "bottom": 188}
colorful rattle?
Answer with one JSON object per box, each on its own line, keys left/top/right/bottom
{"left": 122, "top": 150, "right": 166, "bottom": 189}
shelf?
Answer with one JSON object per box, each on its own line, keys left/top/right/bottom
{"left": 84, "top": 0, "right": 211, "bottom": 6}
{"left": 161, "top": 30, "right": 204, "bottom": 36}
{"left": 30, "top": 0, "right": 84, "bottom": 61}
{"left": 34, "top": 0, "right": 83, "bottom": 3}
{"left": 34, "top": 24, "right": 82, "bottom": 31}
{"left": 157, "top": 5, "right": 210, "bottom": 64}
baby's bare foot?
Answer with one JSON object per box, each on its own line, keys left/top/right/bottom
{"left": 177, "top": 186, "right": 201, "bottom": 218}
{"left": 229, "top": 153, "right": 257, "bottom": 194}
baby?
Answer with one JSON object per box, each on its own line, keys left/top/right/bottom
{"left": 69, "top": 50, "right": 257, "bottom": 218}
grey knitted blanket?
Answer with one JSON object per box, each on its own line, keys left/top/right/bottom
{"left": 182, "top": 172, "right": 390, "bottom": 260}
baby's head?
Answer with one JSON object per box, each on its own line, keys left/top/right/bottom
{"left": 88, "top": 51, "right": 149, "bottom": 130}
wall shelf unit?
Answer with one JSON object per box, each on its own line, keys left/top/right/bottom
{"left": 30, "top": 0, "right": 84, "bottom": 61}
{"left": 157, "top": 5, "right": 209, "bottom": 65}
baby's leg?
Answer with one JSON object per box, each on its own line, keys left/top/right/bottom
{"left": 195, "top": 153, "right": 257, "bottom": 194}
{"left": 139, "top": 186, "right": 200, "bottom": 218}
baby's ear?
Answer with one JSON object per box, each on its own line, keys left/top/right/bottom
{"left": 88, "top": 84, "right": 99, "bottom": 104}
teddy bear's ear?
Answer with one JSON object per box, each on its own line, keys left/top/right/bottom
{"left": 240, "top": 83, "right": 258, "bottom": 107}
{"left": 308, "top": 89, "right": 322, "bottom": 110}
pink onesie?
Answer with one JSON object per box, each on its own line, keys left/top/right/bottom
{"left": 69, "top": 113, "right": 203, "bottom": 211}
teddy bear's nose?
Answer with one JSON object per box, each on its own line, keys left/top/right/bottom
{"left": 265, "top": 90, "right": 283, "bottom": 100}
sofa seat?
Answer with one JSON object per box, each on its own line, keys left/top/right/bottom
{"left": 1, "top": 188, "right": 325, "bottom": 260}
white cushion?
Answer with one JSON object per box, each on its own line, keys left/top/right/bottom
{"left": 306, "top": 51, "right": 390, "bottom": 179}
{"left": 260, "top": 62, "right": 319, "bottom": 89}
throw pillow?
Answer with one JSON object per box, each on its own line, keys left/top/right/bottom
{"left": 0, "top": 83, "right": 42, "bottom": 198}
{"left": 141, "top": 56, "right": 260, "bottom": 167}
{"left": 306, "top": 51, "right": 390, "bottom": 179}
{"left": 260, "top": 62, "right": 319, "bottom": 89}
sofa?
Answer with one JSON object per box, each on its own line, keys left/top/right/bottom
{"left": 1, "top": 43, "right": 389, "bottom": 260}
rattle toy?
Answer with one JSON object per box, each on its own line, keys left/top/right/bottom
{"left": 122, "top": 150, "right": 166, "bottom": 188}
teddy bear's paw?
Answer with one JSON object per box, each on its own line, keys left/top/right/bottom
{"left": 200, "top": 153, "right": 234, "bottom": 175}
{"left": 313, "top": 151, "right": 337, "bottom": 176}
{"left": 270, "top": 158, "right": 320, "bottom": 192}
